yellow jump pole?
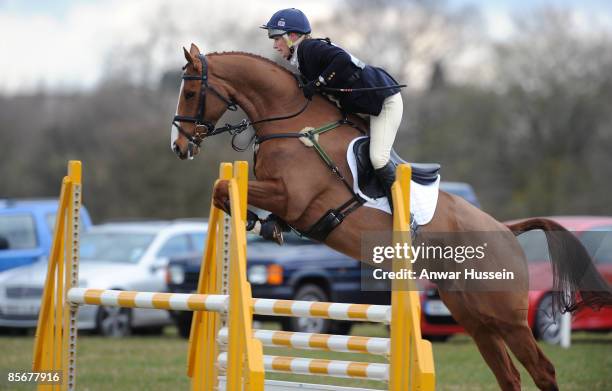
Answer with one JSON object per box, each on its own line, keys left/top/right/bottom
{"left": 226, "top": 161, "right": 264, "bottom": 391}
{"left": 33, "top": 177, "right": 69, "bottom": 390}
{"left": 32, "top": 160, "right": 82, "bottom": 391}
{"left": 389, "top": 164, "right": 435, "bottom": 391}
{"left": 188, "top": 163, "right": 232, "bottom": 391}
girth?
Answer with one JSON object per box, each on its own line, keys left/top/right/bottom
{"left": 255, "top": 119, "right": 365, "bottom": 242}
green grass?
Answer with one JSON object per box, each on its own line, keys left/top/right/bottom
{"left": 1, "top": 325, "right": 610, "bottom": 390}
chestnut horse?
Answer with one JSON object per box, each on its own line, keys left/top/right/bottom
{"left": 171, "top": 44, "right": 611, "bottom": 390}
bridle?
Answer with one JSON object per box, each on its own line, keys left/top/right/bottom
{"left": 172, "top": 53, "right": 311, "bottom": 155}
{"left": 172, "top": 54, "right": 313, "bottom": 153}
{"left": 172, "top": 54, "right": 239, "bottom": 149}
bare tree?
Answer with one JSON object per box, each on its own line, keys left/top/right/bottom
{"left": 493, "top": 7, "right": 612, "bottom": 215}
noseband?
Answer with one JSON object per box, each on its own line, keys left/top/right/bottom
{"left": 172, "top": 54, "right": 238, "bottom": 148}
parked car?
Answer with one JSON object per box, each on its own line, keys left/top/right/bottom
{"left": 0, "top": 199, "right": 93, "bottom": 272}
{"left": 420, "top": 216, "right": 612, "bottom": 343}
{"left": 0, "top": 221, "right": 207, "bottom": 336}
{"left": 439, "top": 182, "right": 480, "bottom": 208}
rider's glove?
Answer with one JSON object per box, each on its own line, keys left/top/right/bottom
{"left": 302, "top": 79, "right": 321, "bottom": 100}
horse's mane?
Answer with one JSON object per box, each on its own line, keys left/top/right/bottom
{"left": 207, "top": 51, "right": 294, "bottom": 77}
{"left": 206, "top": 51, "right": 369, "bottom": 136}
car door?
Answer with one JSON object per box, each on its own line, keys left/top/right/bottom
{"left": 134, "top": 233, "right": 194, "bottom": 326}
{"left": 152, "top": 233, "right": 193, "bottom": 290}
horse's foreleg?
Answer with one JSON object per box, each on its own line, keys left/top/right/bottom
{"left": 212, "top": 180, "right": 230, "bottom": 212}
{"left": 246, "top": 179, "right": 289, "bottom": 244}
{"left": 214, "top": 178, "right": 287, "bottom": 214}
{"left": 213, "top": 178, "right": 288, "bottom": 244}
{"left": 246, "top": 178, "right": 288, "bottom": 216}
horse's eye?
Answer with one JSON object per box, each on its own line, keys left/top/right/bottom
{"left": 185, "top": 91, "right": 195, "bottom": 99}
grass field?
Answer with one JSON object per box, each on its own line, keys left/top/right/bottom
{"left": 1, "top": 324, "right": 610, "bottom": 391}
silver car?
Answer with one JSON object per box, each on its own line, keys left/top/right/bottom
{"left": 0, "top": 221, "right": 207, "bottom": 336}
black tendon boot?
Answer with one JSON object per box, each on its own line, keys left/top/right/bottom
{"left": 374, "top": 161, "right": 396, "bottom": 212}
{"left": 260, "top": 214, "right": 291, "bottom": 245}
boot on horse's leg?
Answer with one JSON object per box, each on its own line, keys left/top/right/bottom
{"left": 226, "top": 199, "right": 287, "bottom": 245}
{"left": 249, "top": 212, "right": 289, "bottom": 245}
{"left": 375, "top": 161, "right": 396, "bottom": 212}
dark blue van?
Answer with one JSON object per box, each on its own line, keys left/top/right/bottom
{"left": 0, "top": 199, "right": 93, "bottom": 272}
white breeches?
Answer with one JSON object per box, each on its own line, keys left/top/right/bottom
{"left": 369, "top": 92, "right": 403, "bottom": 169}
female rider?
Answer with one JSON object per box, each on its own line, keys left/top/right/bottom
{"left": 261, "top": 8, "right": 403, "bottom": 201}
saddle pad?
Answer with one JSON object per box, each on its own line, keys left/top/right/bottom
{"left": 347, "top": 136, "right": 440, "bottom": 225}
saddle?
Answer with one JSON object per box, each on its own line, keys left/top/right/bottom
{"left": 352, "top": 137, "right": 440, "bottom": 200}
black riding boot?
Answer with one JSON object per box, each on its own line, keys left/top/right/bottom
{"left": 375, "top": 161, "right": 396, "bottom": 211}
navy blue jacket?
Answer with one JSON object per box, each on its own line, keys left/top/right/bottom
{"left": 296, "top": 38, "right": 400, "bottom": 116}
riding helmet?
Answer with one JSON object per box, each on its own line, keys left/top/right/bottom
{"left": 260, "top": 8, "right": 311, "bottom": 38}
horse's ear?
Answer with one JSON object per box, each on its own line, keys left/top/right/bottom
{"left": 183, "top": 47, "right": 194, "bottom": 65}
{"left": 189, "top": 43, "right": 201, "bottom": 57}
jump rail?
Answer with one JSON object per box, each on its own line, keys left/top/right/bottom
{"left": 32, "top": 160, "right": 434, "bottom": 391}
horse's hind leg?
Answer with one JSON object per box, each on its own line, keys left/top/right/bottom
{"left": 470, "top": 330, "right": 522, "bottom": 391}
{"left": 499, "top": 323, "right": 559, "bottom": 391}
{"left": 440, "top": 291, "right": 522, "bottom": 390}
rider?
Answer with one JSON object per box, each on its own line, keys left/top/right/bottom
{"left": 261, "top": 8, "right": 403, "bottom": 202}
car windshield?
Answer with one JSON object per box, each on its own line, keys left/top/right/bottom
{"left": 517, "top": 230, "right": 550, "bottom": 262}
{"left": 579, "top": 228, "right": 612, "bottom": 264}
{"left": 80, "top": 232, "right": 155, "bottom": 263}
{"left": 0, "top": 214, "right": 37, "bottom": 250}
{"left": 517, "top": 226, "right": 612, "bottom": 264}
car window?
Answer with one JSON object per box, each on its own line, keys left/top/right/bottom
{"left": 516, "top": 230, "right": 550, "bottom": 262}
{"left": 158, "top": 234, "right": 191, "bottom": 257}
{"left": 190, "top": 233, "right": 206, "bottom": 254}
{"left": 80, "top": 232, "right": 155, "bottom": 263}
{"left": 45, "top": 212, "right": 90, "bottom": 234}
{"left": 580, "top": 227, "right": 612, "bottom": 265}
{"left": 0, "top": 214, "right": 38, "bottom": 250}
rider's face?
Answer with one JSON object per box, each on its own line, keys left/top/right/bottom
{"left": 272, "top": 36, "right": 290, "bottom": 58}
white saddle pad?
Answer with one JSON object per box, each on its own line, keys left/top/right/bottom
{"left": 346, "top": 136, "right": 440, "bottom": 225}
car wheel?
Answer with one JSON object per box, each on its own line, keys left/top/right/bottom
{"left": 287, "top": 284, "right": 335, "bottom": 334}
{"left": 96, "top": 306, "right": 132, "bottom": 337}
{"left": 330, "top": 321, "right": 352, "bottom": 335}
{"left": 534, "top": 293, "right": 561, "bottom": 344}
{"left": 423, "top": 335, "right": 449, "bottom": 342}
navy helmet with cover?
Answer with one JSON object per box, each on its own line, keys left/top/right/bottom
{"left": 260, "top": 8, "right": 311, "bottom": 38}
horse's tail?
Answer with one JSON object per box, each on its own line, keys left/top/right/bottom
{"left": 506, "top": 217, "right": 612, "bottom": 313}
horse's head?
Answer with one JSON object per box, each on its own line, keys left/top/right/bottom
{"left": 171, "top": 43, "right": 238, "bottom": 160}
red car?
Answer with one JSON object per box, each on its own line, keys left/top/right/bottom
{"left": 420, "top": 216, "right": 612, "bottom": 343}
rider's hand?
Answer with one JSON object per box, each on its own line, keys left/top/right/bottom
{"left": 302, "top": 79, "right": 320, "bottom": 100}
